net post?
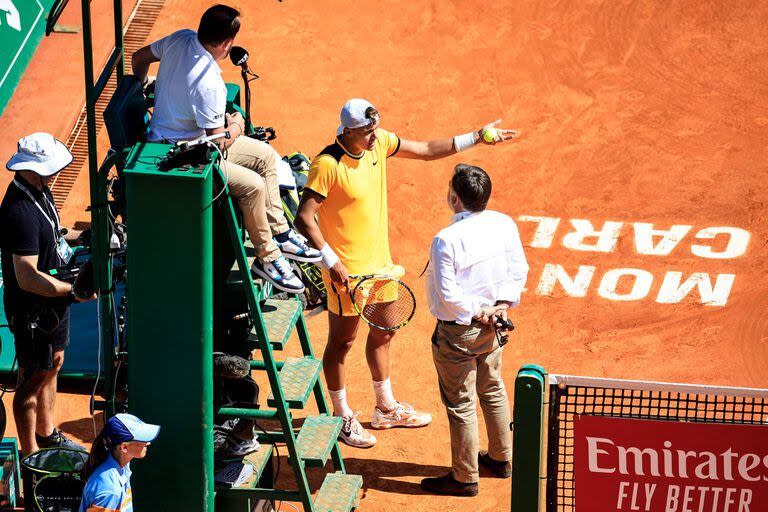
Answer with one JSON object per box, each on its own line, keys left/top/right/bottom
{"left": 511, "top": 364, "right": 547, "bottom": 512}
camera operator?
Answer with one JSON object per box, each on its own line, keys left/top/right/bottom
{"left": 1, "top": 133, "right": 93, "bottom": 455}
{"left": 421, "top": 164, "right": 528, "bottom": 496}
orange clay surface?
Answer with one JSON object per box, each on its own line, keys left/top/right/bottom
{"left": 2, "top": 1, "right": 768, "bottom": 511}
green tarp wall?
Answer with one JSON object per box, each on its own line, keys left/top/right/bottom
{"left": 0, "top": 0, "right": 55, "bottom": 116}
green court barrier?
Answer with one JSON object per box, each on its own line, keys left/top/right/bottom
{"left": 0, "top": 0, "right": 55, "bottom": 116}
{"left": 511, "top": 364, "right": 547, "bottom": 512}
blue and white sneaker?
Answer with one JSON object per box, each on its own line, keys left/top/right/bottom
{"left": 251, "top": 256, "right": 305, "bottom": 293}
{"left": 277, "top": 229, "right": 322, "bottom": 263}
{"left": 223, "top": 432, "right": 261, "bottom": 458}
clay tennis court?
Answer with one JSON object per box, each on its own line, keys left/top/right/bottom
{"left": 2, "top": 0, "right": 767, "bottom": 510}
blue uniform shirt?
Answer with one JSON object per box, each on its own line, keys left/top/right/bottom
{"left": 79, "top": 454, "right": 133, "bottom": 512}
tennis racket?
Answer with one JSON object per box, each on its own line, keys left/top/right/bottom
{"left": 335, "top": 274, "right": 416, "bottom": 331}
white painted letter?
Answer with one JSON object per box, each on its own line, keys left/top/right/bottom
{"left": 562, "top": 219, "right": 623, "bottom": 252}
{"left": 633, "top": 223, "right": 692, "bottom": 256}
{"left": 598, "top": 268, "right": 654, "bottom": 301}
{"left": 738, "top": 454, "right": 761, "bottom": 482}
{"left": 618, "top": 446, "right": 661, "bottom": 476}
{"left": 691, "top": 227, "right": 750, "bottom": 259}
{"left": 586, "top": 437, "right": 616, "bottom": 474}
{"left": 656, "top": 272, "right": 735, "bottom": 307}
{"left": 666, "top": 485, "right": 680, "bottom": 512}
{"left": 518, "top": 215, "right": 560, "bottom": 248}
{"left": 739, "top": 488, "right": 753, "bottom": 512}
{"left": 537, "top": 264, "right": 596, "bottom": 297}
{"left": 694, "top": 452, "right": 719, "bottom": 479}
{"left": 645, "top": 483, "right": 657, "bottom": 512}
{"left": 617, "top": 481, "right": 630, "bottom": 509}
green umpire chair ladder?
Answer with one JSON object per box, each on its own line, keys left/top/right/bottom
{"left": 123, "top": 136, "right": 362, "bottom": 510}
{"left": 213, "top": 158, "right": 363, "bottom": 511}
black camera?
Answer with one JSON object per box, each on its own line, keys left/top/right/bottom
{"left": 494, "top": 316, "right": 515, "bottom": 332}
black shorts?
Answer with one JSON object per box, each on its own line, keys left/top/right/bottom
{"left": 9, "top": 306, "right": 70, "bottom": 374}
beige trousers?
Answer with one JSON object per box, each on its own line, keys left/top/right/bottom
{"left": 431, "top": 321, "right": 513, "bottom": 483}
{"left": 223, "top": 136, "right": 289, "bottom": 262}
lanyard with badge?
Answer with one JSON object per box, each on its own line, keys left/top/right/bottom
{"left": 13, "top": 179, "right": 74, "bottom": 265}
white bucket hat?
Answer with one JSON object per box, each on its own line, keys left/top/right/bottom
{"left": 6, "top": 132, "right": 73, "bottom": 177}
{"left": 337, "top": 99, "right": 379, "bottom": 136}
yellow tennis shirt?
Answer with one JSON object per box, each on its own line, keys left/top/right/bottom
{"left": 306, "top": 129, "right": 401, "bottom": 275}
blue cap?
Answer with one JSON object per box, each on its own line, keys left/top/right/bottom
{"left": 103, "top": 413, "right": 160, "bottom": 448}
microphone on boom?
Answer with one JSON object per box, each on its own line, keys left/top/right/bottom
{"left": 230, "top": 46, "right": 249, "bottom": 68}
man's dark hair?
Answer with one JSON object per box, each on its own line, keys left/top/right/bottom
{"left": 198, "top": 5, "right": 241, "bottom": 46}
{"left": 451, "top": 163, "right": 492, "bottom": 211}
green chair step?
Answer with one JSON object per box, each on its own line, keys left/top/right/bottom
{"left": 248, "top": 298, "right": 302, "bottom": 350}
{"left": 215, "top": 444, "right": 274, "bottom": 495}
{"left": 236, "top": 444, "right": 274, "bottom": 487}
{"left": 314, "top": 472, "right": 363, "bottom": 512}
{"left": 295, "top": 415, "right": 343, "bottom": 468}
{"left": 267, "top": 357, "right": 322, "bottom": 409}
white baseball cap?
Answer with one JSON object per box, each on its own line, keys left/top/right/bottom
{"left": 337, "top": 99, "right": 380, "bottom": 136}
{"left": 6, "top": 132, "right": 73, "bottom": 177}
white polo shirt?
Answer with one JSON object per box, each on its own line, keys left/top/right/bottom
{"left": 147, "top": 29, "right": 227, "bottom": 142}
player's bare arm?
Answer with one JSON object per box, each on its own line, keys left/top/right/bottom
{"left": 296, "top": 190, "right": 350, "bottom": 287}
{"left": 396, "top": 119, "right": 518, "bottom": 160}
{"left": 131, "top": 45, "right": 160, "bottom": 84}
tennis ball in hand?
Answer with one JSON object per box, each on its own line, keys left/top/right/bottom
{"left": 482, "top": 128, "right": 498, "bottom": 143}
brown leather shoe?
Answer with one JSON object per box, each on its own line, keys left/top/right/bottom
{"left": 478, "top": 451, "right": 512, "bottom": 478}
{"left": 420, "top": 473, "right": 478, "bottom": 496}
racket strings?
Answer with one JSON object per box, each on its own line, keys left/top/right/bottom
{"left": 353, "top": 278, "right": 415, "bottom": 330}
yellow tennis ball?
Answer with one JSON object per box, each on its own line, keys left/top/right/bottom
{"left": 482, "top": 128, "right": 498, "bottom": 143}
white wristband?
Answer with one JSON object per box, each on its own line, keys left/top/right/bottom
{"left": 453, "top": 132, "right": 477, "bottom": 153}
{"left": 319, "top": 243, "right": 340, "bottom": 269}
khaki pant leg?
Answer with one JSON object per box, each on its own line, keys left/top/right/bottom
{"left": 477, "top": 341, "right": 513, "bottom": 462}
{"left": 431, "top": 323, "right": 481, "bottom": 484}
{"left": 226, "top": 136, "right": 290, "bottom": 235}
{"left": 222, "top": 160, "right": 281, "bottom": 262}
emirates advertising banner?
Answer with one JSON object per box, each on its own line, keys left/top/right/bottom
{"left": 574, "top": 415, "right": 768, "bottom": 512}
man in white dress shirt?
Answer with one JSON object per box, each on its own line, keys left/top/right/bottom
{"left": 421, "top": 163, "right": 529, "bottom": 496}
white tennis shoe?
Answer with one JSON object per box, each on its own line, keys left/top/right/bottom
{"left": 370, "top": 402, "right": 432, "bottom": 430}
{"left": 338, "top": 412, "right": 377, "bottom": 448}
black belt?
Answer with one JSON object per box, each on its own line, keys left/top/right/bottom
{"left": 437, "top": 319, "right": 482, "bottom": 326}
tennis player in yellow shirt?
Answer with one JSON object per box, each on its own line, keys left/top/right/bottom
{"left": 296, "top": 99, "right": 517, "bottom": 447}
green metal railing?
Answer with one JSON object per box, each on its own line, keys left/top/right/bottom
{"left": 45, "top": 0, "right": 127, "bottom": 415}
{"left": 511, "top": 364, "right": 548, "bottom": 512}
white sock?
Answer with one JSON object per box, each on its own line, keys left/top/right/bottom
{"left": 373, "top": 378, "right": 397, "bottom": 411}
{"left": 328, "top": 388, "right": 354, "bottom": 418}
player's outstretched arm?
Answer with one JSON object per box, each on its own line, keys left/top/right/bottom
{"left": 395, "top": 119, "right": 518, "bottom": 161}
